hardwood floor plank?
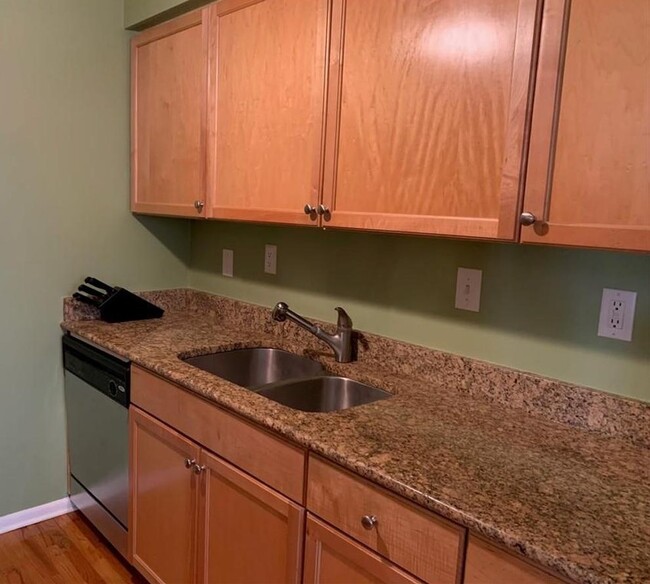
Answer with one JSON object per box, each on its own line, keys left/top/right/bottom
{"left": 0, "top": 512, "right": 144, "bottom": 584}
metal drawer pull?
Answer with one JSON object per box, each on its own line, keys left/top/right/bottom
{"left": 304, "top": 204, "right": 316, "bottom": 215}
{"left": 361, "top": 515, "right": 377, "bottom": 530}
{"left": 316, "top": 204, "right": 329, "bottom": 216}
{"left": 194, "top": 200, "right": 205, "bottom": 213}
{"left": 192, "top": 463, "right": 206, "bottom": 475}
{"left": 184, "top": 458, "right": 196, "bottom": 469}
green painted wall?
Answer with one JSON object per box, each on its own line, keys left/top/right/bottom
{"left": 0, "top": 0, "right": 190, "bottom": 517}
{"left": 190, "top": 222, "right": 650, "bottom": 402}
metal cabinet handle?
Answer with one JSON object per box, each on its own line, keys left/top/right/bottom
{"left": 192, "top": 463, "right": 206, "bottom": 475}
{"left": 194, "top": 200, "right": 205, "bottom": 213}
{"left": 304, "top": 204, "right": 316, "bottom": 215}
{"left": 316, "top": 204, "right": 329, "bottom": 216}
{"left": 520, "top": 212, "right": 537, "bottom": 226}
{"left": 184, "top": 458, "right": 196, "bottom": 469}
{"left": 361, "top": 515, "right": 377, "bottom": 530}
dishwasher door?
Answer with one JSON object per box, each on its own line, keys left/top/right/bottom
{"left": 65, "top": 370, "right": 129, "bottom": 527}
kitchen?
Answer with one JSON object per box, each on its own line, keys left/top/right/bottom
{"left": 0, "top": 0, "right": 650, "bottom": 580}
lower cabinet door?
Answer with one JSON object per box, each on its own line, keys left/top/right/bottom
{"left": 464, "top": 535, "right": 566, "bottom": 584}
{"left": 198, "top": 448, "right": 304, "bottom": 584}
{"left": 130, "top": 406, "right": 201, "bottom": 584}
{"left": 304, "top": 515, "right": 421, "bottom": 584}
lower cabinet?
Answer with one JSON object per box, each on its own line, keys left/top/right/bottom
{"left": 130, "top": 406, "right": 200, "bottom": 584}
{"left": 130, "top": 406, "right": 304, "bottom": 584}
{"left": 198, "top": 448, "right": 304, "bottom": 583}
{"left": 306, "top": 455, "right": 464, "bottom": 584}
{"left": 464, "top": 535, "right": 566, "bottom": 584}
{"left": 129, "top": 368, "right": 573, "bottom": 584}
{"left": 304, "top": 515, "right": 421, "bottom": 584}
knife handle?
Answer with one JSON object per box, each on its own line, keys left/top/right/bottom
{"left": 84, "top": 277, "right": 115, "bottom": 295}
{"left": 73, "top": 292, "right": 100, "bottom": 307}
{"left": 79, "top": 284, "right": 105, "bottom": 299}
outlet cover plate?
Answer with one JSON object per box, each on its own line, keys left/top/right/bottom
{"left": 455, "top": 267, "right": 482, "bottom": 312}
{"left": 264, "top": 244, "right": 277, "bottom": 275}
{"left": 597, "top": 288, "right": 636, "bottom": 341}
{"left": 222, "top": 249, "right": 234, "bottom": 278}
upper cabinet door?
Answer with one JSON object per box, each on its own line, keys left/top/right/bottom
{"left": 522, "top": 0, "right": 650, "bottom": 252}
{"left": 131, "top": 10, "right": 208, "bottom": 218}
{"left": 207, "top": 0, "right": 328, "bottom": 225}
{"left": 321, "top": 0, "right": 540, "bottom": 239}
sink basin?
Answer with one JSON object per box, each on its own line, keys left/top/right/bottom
{"left": 254, "top": 376, "right": 391, "bottom": 413}
{"left": 183, "top": 348, "right": 324, "bottom": 390}
{"left": 183, "top": 349, "right": 390, "bottom": 413}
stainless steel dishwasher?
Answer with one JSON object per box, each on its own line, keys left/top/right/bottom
{"left": 63, "top": 334, "right": 130, "bottom": 558}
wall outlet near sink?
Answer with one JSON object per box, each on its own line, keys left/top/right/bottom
{"left": 455, "top": 268, "right": 482, "bottom": 312}
{"left": 222, "top": 249, "right": 234, "bottom": 278}
{"left": 598, "top": 288, "right": 636, "bottom": 341}
{"left": 264, "top": 244, "right": 277, "bottom": 275}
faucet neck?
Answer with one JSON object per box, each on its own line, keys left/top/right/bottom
{"left": 271, "top": 302, "right": 354, "bottom": 363}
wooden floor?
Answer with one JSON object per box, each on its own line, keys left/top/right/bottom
{"left": 0, "top": 512, "right": 144, "bottom": 584}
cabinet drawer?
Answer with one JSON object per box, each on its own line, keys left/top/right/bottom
{"left": 307, "top": 456, "right": 464, "bottom": 584}
{"left": 131, "top": 365, "right": 306, "bottom": 503}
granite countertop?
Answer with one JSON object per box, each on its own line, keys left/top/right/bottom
{"left": 62, "top": 298, "right": 650, "bottom": 584}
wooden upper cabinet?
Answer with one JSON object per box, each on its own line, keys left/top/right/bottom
{"left": 522, "top": 0, "right": 650, "bottom": 252}
{"left": 130, "top": 407, "right": 200, "bottom": 584}
{"left": 131, "top": 10, "right": 208, "bottom": 218}
{"left": 206, "top": 0, "right": 328, "bottom": 225}
{"left": 197, "top": 449, "right": 304, "bottom": 584}
{"left": 321, "top": 0, "right": 540, "bottom": 239}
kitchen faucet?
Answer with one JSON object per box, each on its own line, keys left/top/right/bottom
{"left": 271, "top": 302, "right": 353, "bottom": 363}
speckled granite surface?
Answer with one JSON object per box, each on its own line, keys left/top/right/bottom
{"left": 62, "top": 290, "right": 650, "bottom": 584}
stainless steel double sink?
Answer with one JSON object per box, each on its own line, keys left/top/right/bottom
{"left": 183, "top": 348, "right": 391, "bottom": 413}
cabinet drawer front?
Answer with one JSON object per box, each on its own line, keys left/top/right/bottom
{"left": 131, "top": 365, "right": 306, "bottom": 503}
{"left": 307, "top": 456, "right": 464, "bottom": 584}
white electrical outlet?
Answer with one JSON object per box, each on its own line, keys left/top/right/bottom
{"left": 264, "top": 244, "right": 277, "bottom": 275}
{"left": 222, "top": 249, "right": 234, "bottom": 278}
{"left": 455, "top": 268, "right": 482, "bottom": 312}
{"left": 598, "top": 288, "right": 636, "bottom": 341}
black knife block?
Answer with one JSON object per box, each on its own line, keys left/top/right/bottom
{"left": 98, "top": 288, "right": 164, "bottom": 323}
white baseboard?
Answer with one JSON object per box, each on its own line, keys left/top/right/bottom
{"left": 0, "top": 497, "right": 74, "bottom": 535}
